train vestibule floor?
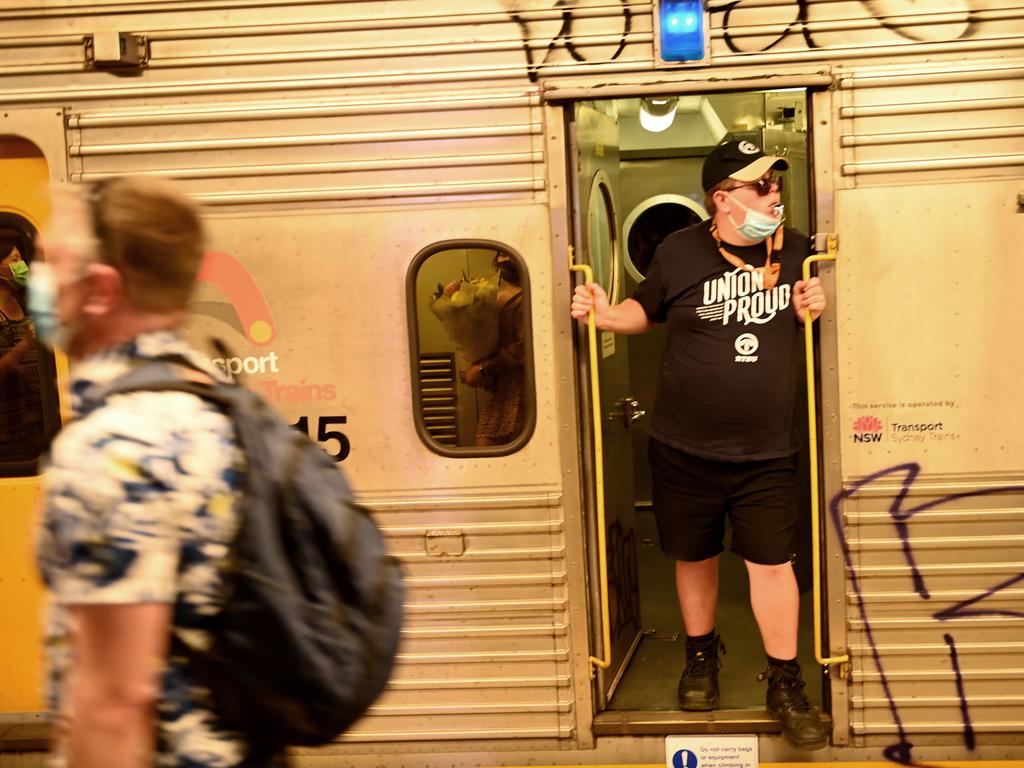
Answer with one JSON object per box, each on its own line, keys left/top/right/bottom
{"left": 606, "top": 508, "right": 822, "bottom": 713}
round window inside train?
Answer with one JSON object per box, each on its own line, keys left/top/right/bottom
{"left": 623, "top": 195, "right": 707, "bottom": 282}
{"left": 586, "top": 171, "right": 620, "bottom": 304}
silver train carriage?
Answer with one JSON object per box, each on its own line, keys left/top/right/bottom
{"left": 1, "top": 1, "right": 1023, "bottom": 766}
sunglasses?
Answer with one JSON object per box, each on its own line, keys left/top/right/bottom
{"left": 727, "top": 175, "right": 783, "bottom": 196}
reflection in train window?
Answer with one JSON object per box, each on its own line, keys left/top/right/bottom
{"left": 407, "top": 242, "right": 535, "bottom": 456}
{"left": 0, "top": 214, "right": 61, "bottom": 476}
{"left": 623, "top": 195, "right": 706, "bottom": 281}
{"left": 587, "top": 172, "right": 619, "bottom": 303}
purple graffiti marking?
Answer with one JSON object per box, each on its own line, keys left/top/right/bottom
{"left": 943, "top": 633, "right": 976, "bottom": 751}
{"left": 933, "top": 571, "right": 1024, "bottom": 621}
{"left": 855, "top": 462, "right": 1024, "bottom": 602}
{"left": 829, "top": 462, "right": 1024, "bottom": 765}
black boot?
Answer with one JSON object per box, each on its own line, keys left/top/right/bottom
{"left": 761, "top": 662, "right": 829, "bottom": 750}
{"left": 678, "top": 634, "right": 724, "bottom": 711}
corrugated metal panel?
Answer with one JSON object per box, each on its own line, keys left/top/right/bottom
{"left": 2, "top": 2, "right": 1024, "bottom": 205}
{"left": 347, "top": 490, "right": 574, "bottom": 743}
{"left": 418, "top": 353, "right": 459, "bottom": 446}
{"left": 59, "top": 88, "right": 546, "bottom": 206}
{"left": 6, "top": 1, "right": 1024, "bottom": 113}
{"left": 840, "top": 477, "right": 1024, "bottom": 744}
{"left": 0, "top": 2, "right": 654, "bottom": 104}
{"left": 837, "top": 59, "right": 1024, "bottom": 182}
{"left": 705, "top": 0, "right": 1024, "bottom": 67}
{"left": 836, "top": 175, "right": 1024, "bottom": 747}
{"left": 0, "top": 2, "right": 647, "bottom": 208}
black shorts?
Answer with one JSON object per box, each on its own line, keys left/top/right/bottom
{"left": 648, "top": 437, "right": 798, "bottom": 565}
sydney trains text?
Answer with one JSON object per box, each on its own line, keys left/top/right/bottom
{"left": 211, "top": 352, "right": 337, "bottom": 402}
{"left": 211, "top": 354, "right": 348, "bottom": 459}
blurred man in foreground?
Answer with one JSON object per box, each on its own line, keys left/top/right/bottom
{"left": 34, "top": 177, "right": 278, "bottom": 767}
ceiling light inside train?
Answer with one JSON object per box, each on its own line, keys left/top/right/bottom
{"left": 639, "top": 97, "right": 679, "bottom": 133}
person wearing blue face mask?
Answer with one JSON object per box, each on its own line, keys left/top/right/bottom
{"left": 570, "top": 139, "right": 827, "bottom": 749}
{"left": 32, "top": 178, "right": 282, "bottom": 768}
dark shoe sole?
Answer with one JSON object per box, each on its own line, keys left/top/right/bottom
{"left": 783, "top": 733, "right": 828, "bottom": 751}
{"left": 678, "top": 695, "right": 719, "bottom": 712}
{"left": 767, "top": 706, "right": 829, "bottom": 750}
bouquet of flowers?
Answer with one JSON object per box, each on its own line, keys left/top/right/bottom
{"left": 429, "top": 270, "right": 502, "bottom": 364}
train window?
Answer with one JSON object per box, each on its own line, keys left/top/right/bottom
{"left": 406, "top": 241, "right": 535, "bottom": 456}
{"left": 587, "top": 172, "right": 620, "bottom": 302}
{"left": 623, "top": 194, "right": 706, "bottom": 282}
{"left": 0, "top": 213, "right": 61, "bottom": 476}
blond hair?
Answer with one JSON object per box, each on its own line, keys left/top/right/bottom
{"left": 89, "top": 176, "right": 205, "bottom": 312}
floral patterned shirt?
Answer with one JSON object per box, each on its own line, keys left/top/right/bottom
{"left": 37, "top": 331, "right": 273, "bottom": 767}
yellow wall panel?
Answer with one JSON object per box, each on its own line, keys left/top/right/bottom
{"left": 0, "top": 481, "right": 45, "bottom": 712}
{"left": 1, "top": 139, "right": 52, "bottom": 713}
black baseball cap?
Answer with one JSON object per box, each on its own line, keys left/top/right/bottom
{"left": 701, "top": 140, "right": 789, "bottom": 192}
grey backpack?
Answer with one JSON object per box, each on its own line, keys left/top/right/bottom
{"left": 86, "top": 357, "right": 404, "bottom": 746}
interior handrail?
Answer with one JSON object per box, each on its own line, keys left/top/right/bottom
{"left": 803, "top": 236, "right": 848, "bottom": 667}
{"left": 569, "top": 251, "right": 611, "bottom": 672}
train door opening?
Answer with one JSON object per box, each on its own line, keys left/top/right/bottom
{"left": 0, "top": 128, "right": 63, "bottom": 715}
{"left": 572, "top": 103, "right": 644, "bottom": 708}
{"left": 570, "top": 90, "right": 826, "bottom": 731}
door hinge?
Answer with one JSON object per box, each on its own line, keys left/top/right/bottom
{"left": 812, "top": 232, "right": 837, "bottom": 254}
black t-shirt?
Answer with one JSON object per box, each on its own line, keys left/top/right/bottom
{"left": 632, "top": 220, "right": 808, "bottom": 461}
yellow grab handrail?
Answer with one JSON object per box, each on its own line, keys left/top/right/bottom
{"left": 802, "top": 236, "right": 848, "bottom": 667}
{"left": 569, "top": 253, "right": 611, "bottom": 673}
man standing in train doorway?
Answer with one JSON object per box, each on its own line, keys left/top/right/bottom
{"left": 571, "top": 140, "right": 829, "bottom": 750}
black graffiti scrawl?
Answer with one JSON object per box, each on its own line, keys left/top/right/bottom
{"left": 504, "top": 0, "right": 977, "bottom": 80}
{"left": 504, "top": 0, "right": 632, "bottom": 82}
{"left": 714, "top": 0, "right": 977, "bottom": 54}
{"left": 607, "top": 519, "right": 641, "bottom": 641}
{"left": 830, "top": 463, "right": 1024, "bottom": 766}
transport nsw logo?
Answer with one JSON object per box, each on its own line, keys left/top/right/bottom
{"left": 193, "top": 251, "right": 277, "bottom": 347}
{"left": 853, "top": 415, "right": 884, "bottom": 443}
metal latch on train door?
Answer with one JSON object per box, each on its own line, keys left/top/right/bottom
{"left": 812, "top": 232, "right": 838, "bottom": 254}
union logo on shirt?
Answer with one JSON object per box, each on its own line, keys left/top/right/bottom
{"left": 734, "top": 332, "right": 759, "bottom": 363}
{"left": 696, "top": 267, "right": 792, "bottom": 327}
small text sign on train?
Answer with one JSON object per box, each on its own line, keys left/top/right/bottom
{"left": 665, "top": 735, "right": 757, "bottom": 768}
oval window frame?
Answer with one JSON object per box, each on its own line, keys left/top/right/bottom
{"left": 586, "top": 171, "right": 621, "bottom": 304}
{"left": 405, "top": 239, "right": 536, "bottom": 458}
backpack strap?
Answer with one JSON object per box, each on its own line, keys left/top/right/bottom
{"left": 79, "top": 355, "right": 235, "bottom": 414}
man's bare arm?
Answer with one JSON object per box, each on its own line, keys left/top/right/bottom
{"left": 570, "top": 282, "right": 655, "bottom": 335}
{"left": 68, "top": 602, "right": 172, "bottom": 768}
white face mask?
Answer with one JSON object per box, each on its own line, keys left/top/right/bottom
{"left": 27, "top": 262, "right": 73, "bottom": 351}
{"left": 727, "top": 194, "right": 784, "bottom": 240}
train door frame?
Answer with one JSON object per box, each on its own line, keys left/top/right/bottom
{"left": 543, "top": 79, "right": 850, "bottom": 742}
{"left": 568, "top": 101, "right": 643, "bottom": 708}
{"left": 0, "top": 107, "right": 70, "bottom": 718}
{"left": 543, "top": 112, "right": 601, "bottom": 749}
{"left": 808, "top": 86, "right": 849, "bottom": 745}
{"left": 0, "top": 105, "right": 71, "bottom": 415}
{"left": 0, "top": 106, "right": 72, "bottom": 445}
